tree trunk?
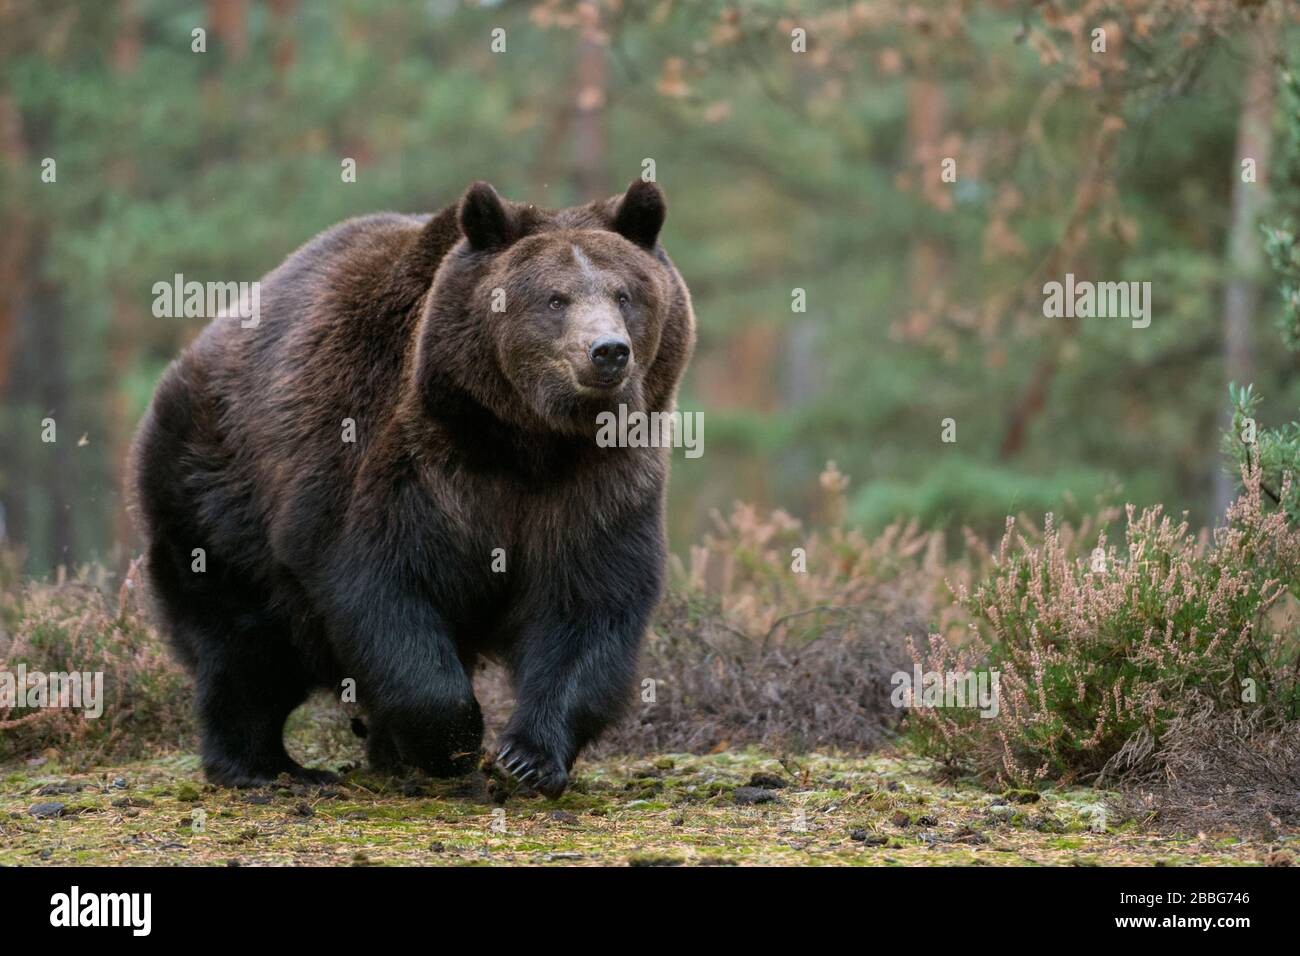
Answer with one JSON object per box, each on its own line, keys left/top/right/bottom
{"left": 570, "top": 2, "right": 608, "bottom": 202}
{"left": 0, "top": 93, "right": 30, "bottom": 397}
{"left": 1213, "top": 25, "right": 1276, "bottom": 517}
{"left": 0, "top": 3, "right": 38, "bottom": 564}
{"left": 906, "top": 76, "right": 947, "bottom": 303}
{"left": 270, "top": 0, "right": 298, "bottom": 79}
{"left": 207, "top": 0, "right": 248, "bottom": 61}
{"left": 32, "top": 252, "right": 75, "bottom": 570}
{"left": 107, "top": 0, "right": 143, "bottom": 554}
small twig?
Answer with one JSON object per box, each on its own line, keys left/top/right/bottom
{"left": 759, "top": 605, "right": 853, "bottom": 655}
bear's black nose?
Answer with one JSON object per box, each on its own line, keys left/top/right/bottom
{"left": 589, "top": 337, "right": 631, "bottom": 377}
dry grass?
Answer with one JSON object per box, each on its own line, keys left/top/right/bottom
{"left": 1110, "top": 698, "right": 1300, "bottom": 835}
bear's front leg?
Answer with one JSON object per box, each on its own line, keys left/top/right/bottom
{"left": 497, "top": 614, "right": 645, "bottom": 797}
{"left": 497, "top": 538, "right": 662, "bottom": 797}
{"left": 323, "top": 561, "right": 483, "bottom": 778}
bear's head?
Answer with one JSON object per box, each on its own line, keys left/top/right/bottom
{"left": 415, "top": 180, "right": 693, "bottom": 439}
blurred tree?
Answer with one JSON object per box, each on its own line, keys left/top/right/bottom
{"left": 0, "top": 0, "right": 1297, "bottom": 571}
{"left": 1213, "top": 22, "right": 1276, "bottom": 516}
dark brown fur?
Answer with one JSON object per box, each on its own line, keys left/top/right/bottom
{"left": 128, "top": 181, "right": 694, "bottom": 795}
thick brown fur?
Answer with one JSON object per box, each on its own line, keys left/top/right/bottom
{"left": 128, "top": 181, "right": 694, "bottom": 795}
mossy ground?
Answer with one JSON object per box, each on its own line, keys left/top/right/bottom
{"left": 2, "top": 743, "right": 1292, "bottom": 866}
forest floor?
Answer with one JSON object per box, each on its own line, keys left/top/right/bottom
{"left": 1, "top": 744, "right": 1291, "bottom": 867}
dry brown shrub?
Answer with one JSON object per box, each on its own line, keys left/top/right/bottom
{"left": 1109, "top": 696, "right": 1300, "bottom": 834}
{"left": 0, "top": 558, "right": 194, "bottom": 765}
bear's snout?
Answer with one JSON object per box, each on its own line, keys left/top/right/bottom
{"left": 564, "top": 304, "right": 635, "bottom": 391}
{"left": 588, "top": 336, "right": 631, "bottom": 384}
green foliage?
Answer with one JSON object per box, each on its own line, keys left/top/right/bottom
{"left": 1264, "top": 221, "right": 1300, "bottom": 352}
{"left": 1222, "top": 381, "right": 1300, "bottom": 522}
{"left": 850, "top": 455, "right": 1116, "bottom": 541}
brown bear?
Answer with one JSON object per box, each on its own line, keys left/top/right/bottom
{"left": 128, "top": 180, "right": 694, "bottom": 796}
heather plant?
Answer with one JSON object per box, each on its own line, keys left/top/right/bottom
{"left": 0, "top": 558, "right": 193, "bottom": 764}
{"left": 672, "top": 462, "right": 958, "bottom": 643}
{"left": 907, "top": 469, "right": 1300, "bottom": 787}
{"left": 1222, "top": 382, "right": 1300, "bottom": 526}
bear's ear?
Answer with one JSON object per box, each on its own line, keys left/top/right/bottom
{"left": 610, "top": 180, "right": 666, "bottom": 250}
{"left": 459, "top": 181, "right": 517, "bottom": 252}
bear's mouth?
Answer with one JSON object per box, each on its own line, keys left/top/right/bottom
{"left": 512, "top": 361, "right": 643, "bottom": 434}
{"left": 574, "top": 378, "right": 626, "bottom": 395}
{"left": 564, "top": 358, "right": 633, "bottom": 395}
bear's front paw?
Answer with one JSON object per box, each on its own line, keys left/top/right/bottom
{"left": 495, "top": 739, "right": 569, "bottom": 799}
{"left": 370, "top": 694, "right": 485, "bottom": 779}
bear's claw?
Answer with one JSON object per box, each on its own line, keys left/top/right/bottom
{"left": 494, "top": 742, "right": 567, "bottom": 798}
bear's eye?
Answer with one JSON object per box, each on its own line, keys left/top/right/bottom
{"left": 616, "top": 292, "right": 631, "bottom": 307}
{"left": 548, "top": 294, "right": 567, "bottom": 311}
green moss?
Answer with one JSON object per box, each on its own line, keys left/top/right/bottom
{"left": 174, "top": 782, "right": 202, "bottom": 802}
{"left": 0, "top": 749, "right": 1290, "bottom": 867}
{"left": 999, "top": 788, "right": 1042, "bottom": 804}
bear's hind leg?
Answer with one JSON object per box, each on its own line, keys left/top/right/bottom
{"left": 362, "top": 719, "right": 403, "bottom": 775}
{"left": 177, "top": 608, "right": 336, "bottom": 788}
